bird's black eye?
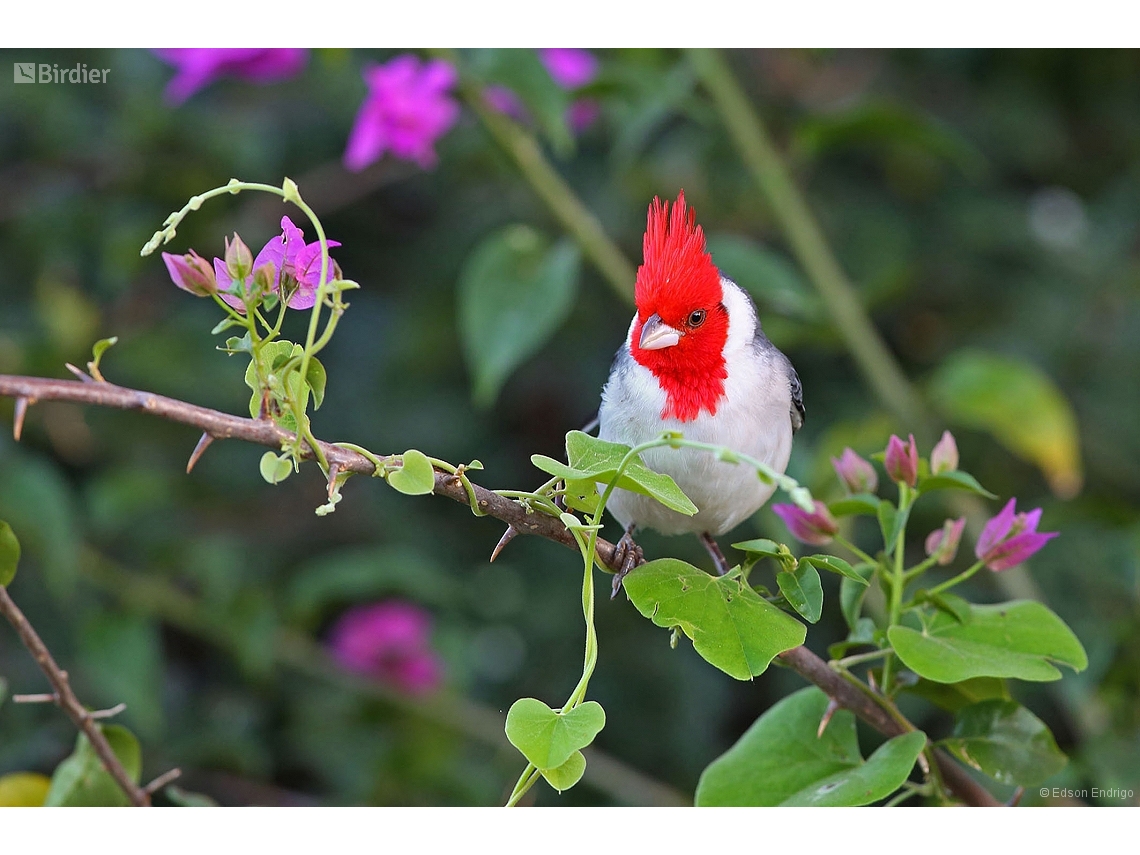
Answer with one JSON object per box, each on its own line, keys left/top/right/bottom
{"left": 687, "top": 309, "right": 707, "bottom": 328}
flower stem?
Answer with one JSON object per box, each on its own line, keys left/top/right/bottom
{"left": 924, "top": 560, "right": 987, "bottom": 600}
{"left": 881, "top": 484, "right": 911, "bottom": 693}
{"left": 833, "top": 534, "right": 877, "bottom": 567}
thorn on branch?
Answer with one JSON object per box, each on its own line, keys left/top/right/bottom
{"left": 817, "top": 697, "right": 840, "bottom": 738}
{"left": 64, "top": 363, "right": 96, "bottom": 383}
{"left": 13, "top": 692, "right": 59, "bottom": 704}
{"left": 916, "top": 750, "right": 930, "bottom": 775}
{"left": 186, "top": 432, "right": 215, "bottom": 474}
{"left": 144, "top": 767, "right": 183, "bottom": 796}
{"left": 490, "top": 525, "right": 519, "bottom": 562}
{"left": 13, "top": 396, "right": 31, "bottom": 441}
{"left": 326, "top": 463, "right": 340, "bottom": 500}
{"left": 88, "top": 702, "right": 128, "bottom": 721}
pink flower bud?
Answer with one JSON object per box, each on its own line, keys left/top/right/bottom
{"left": 925, "top": 517, "right": 966, "bottom": 566}
{"left": 884, "top": 434, "right": 918, "bottom": 488}
{"left": 224, "top": 233, "right": 253, "bottom": 283}
{"left": 831, "top": 448, "right": 879, "bottom": 494}
{"left": 772, "top": 501, "right": 839, "bottom": 546}
{"left": 975, "top": 498, "right": 1058, "bottom": 572}
{"left": 162, "top": 250, "right": 217, "bottom": 297}
{"left": 931, "top": 430, "right": 959, "bottom": 475}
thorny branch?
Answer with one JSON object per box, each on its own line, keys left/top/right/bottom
{"left": 0, "top": 584, "right": 150, "bottom": 806}
{"left": 0, "top": 373, "right": 999, "bottom": 807}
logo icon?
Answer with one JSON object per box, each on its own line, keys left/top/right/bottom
{"left": 14, "top": 63, "right": 36, "bottom": 83}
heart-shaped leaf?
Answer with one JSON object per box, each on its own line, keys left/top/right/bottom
{"left": 504, "top": 698, "right": 605, "bottom": 771}
{"left": 0, "top": 520, "right": 20, "bottom": 587}
{"left": 387, "top": 450, "right": 436, "bottom": 496}
{"left": 940, "top": 699, "right": 1067, "bottom": 786}
{"left": 696, "top": 687, "right": 925, "bottom": 806}
{"left": 540, "top": 750, "right": 587, "bottom": 793}
{"left": 624, "top": 559, "right": 806, "bottom": 680}
{"left": 259, "top": 452, "right": 292, "bottom": 485}
{"left": 777, "top": 560, "right": 823, "bottom": 623}
{"left": 889, "top": 601, "right": 1087, "bottom": 683}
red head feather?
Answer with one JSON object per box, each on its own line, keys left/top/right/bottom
{"left": 630, "top": 191, "right": 729, "bottom": 422}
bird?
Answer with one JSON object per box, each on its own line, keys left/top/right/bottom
{"left": 597, "top": 191, "right": 804, "bottom": 594}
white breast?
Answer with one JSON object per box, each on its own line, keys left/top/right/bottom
{"left": 597, "top": 278, "right": 795, "bottom": 537}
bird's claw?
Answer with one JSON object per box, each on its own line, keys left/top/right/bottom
{"left": 610, "top": 528, "right": 643, "bottom": 600}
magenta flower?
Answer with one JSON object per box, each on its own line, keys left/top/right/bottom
{"left": 831, "top": 448, "right": 878, "bottom": 494}
{"left": 930, "top": 430, "right": 959, "bottom": 475}
{"left": 925, "top": 517, "right": 966, "bottom": 566}
{"left": 484, "top": 84, "right": 527, "bottom": 121}
{"left": 975, "top": 498, "right": 1058, "bottom": 572}
{"left": 344, "top": 55, "right": 459, "bottom": 172}
{"left": 538, "top": 49, "right": 599, "bottom": 89}
{"left": 152, "top": 49, "right": 307, "bottom": 106}
{"left": 884, "top": 434, "right": 919, "bottom": 488}
{"left": 328, "top": 601, "right": 443, "bottom": 695}
{"left": 251, "top": 216, "right": 342, "bottom": 310}
{"left": 162, "top": 250, "right": 216, "bottom": 297}
{"left": 773, "top": 501, "right": 839, "bottom": 546}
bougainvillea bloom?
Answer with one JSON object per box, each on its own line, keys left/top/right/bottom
{"left": 327, "top": 601, "right": 443, "bottom": 695}
{"left": 343, "top": 55, "right": 460, "bottom": 172}
{"left": 930, "top": 430, "right": 959, "bottom": 475}
{"left": 884, "top": 434, "right": 919, "bottom": 487}
{"left": 251, "top": 216, "right": 341, "bottom": 310}
{"left": 925, "top": 517, "right": 966, "bottom": 566}
{"left": 831, "top": 448, "right": 878, "bottom": 494}
{"left": 539, "top": 49, "right": 599, "bottom": 88}
{"left": 772, "top": 501, "right": 839, "bottom": 546}
{"left": 152, "top": 49, "right": 308, "bottom": 106}
{"left": 162, "top": 250, "right": 216, "bottom": 297}
{"left": 975, "top": 498, "right": 1058, "bottom": 572}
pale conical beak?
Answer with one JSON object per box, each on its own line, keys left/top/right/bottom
{"left": 639, "top": 313, "right": 681, "bottom": 350}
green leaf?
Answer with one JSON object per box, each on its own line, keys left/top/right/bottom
{"left": 540, "top": 750, "right": 587, "bottom": 793}
{"left": 259, "top": 452, "right": 292, "bottom": 485}
{"left": 705, "top": 235, "right": 822, "bottom": 321}
{"left": 624, "top": 559, "right": 806, "bottom": 680}
{"left": 828, "top": 493, "right": 882, "bottom": 517}
{"left": 928, "top": 349, "right": 1082, "bottom": 497}
{"left": 458, "top": 226, "right": 580, "bottom": 408}
{"left": 940, "top": 700, "right": 1068, "bottom": 786}
{"left": 164, "top": 785, "right": 218, "bottom": 807}
{"left": 305, "top": 357, "right": 327, "bottom": 410}
{"left": 696, "top": 687, "right": 925, "bottom": 806}
{"left": 244, "top": 340, "right": 297, "bottom": 418}
{"left": 917, "top": 470, "right": 997, "bottom": 499}
{"left": 731, "top": 538, "right": 783, "bottom": 560}
{"left": 903, "top": 676, "right": 1011, "bottom": 713}
{"left": 777, "top": 560, "right": 823, "bottom": 623}
{"left": 386, "top": 450, "right": 436, "bottom": 496}
{"left": 532, "top": 431, "right": 697, "bottom": 516}
{"left": 840, "top": 564, "right": 876, "bottom": 630}
{"left": 0, "top": 772, "right": 51, "bottom": 807}
{"left": 44, "top": 725, "right": 142, "bottom": 807}
{"left": 89, "top": 336, "right": 118, "bottom": 372}
{"left": 504, "top": 698, "right": 605, "bottom": 770}
{"left": 802, "top": 554, "right": 869, "bottom": 586}
{"left": 0, "top": 520, "right": 20, "bottom": 587}
{"left": 889, "top": 600, "right": 1088, "bottom": 683}
{"left": 877, "top": 500, "right": 909, "bottom": 556}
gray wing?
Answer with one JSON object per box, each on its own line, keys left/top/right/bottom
{"left": 787, "top": 362, "right": 805, "bottom": 433}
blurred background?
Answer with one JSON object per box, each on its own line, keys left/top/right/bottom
{"left": 0, "top": 48, "right": 1137, "bottom": 806}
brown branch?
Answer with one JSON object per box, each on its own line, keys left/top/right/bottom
{"left": 0, "top": 373, "right": 998, "bottom": 806}
{"left": 0, "top": 585, "right": 149, "bottom": 806}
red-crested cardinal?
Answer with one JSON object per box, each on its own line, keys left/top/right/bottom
{"left": 598, "top": 191, "right": 804, "bottom": 592}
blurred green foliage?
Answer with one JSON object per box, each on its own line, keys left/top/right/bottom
{"left": 1, "top": 48, "right": 1138, "bottom": 806}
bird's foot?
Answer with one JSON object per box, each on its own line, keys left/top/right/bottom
{"left": 610, "top": 526, "right": 644, "bottom": 600}
{"left": 700, "top": 532, "right": 730, "bottom": 576}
